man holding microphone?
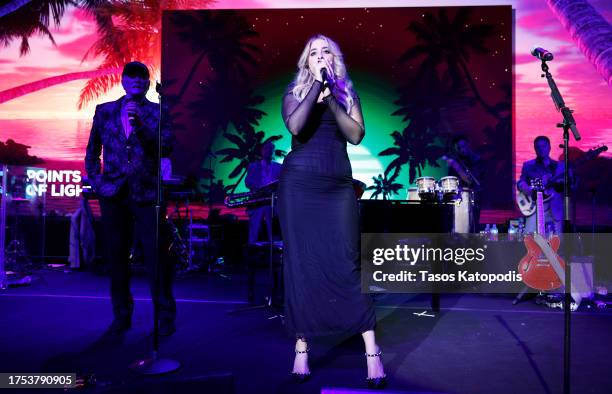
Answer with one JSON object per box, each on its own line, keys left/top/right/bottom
{"left": 85, "top": 61, "right": 176, "bottom": 336}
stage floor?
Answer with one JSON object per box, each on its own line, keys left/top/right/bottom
{"left": 0, "top": 268, "right": 610, "bottom": 394}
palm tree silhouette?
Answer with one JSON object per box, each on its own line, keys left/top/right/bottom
{"left": 170, "top": 10, "right": 260, "bottom": 101}
{"left": 0, "top": 0, "right": 72, "bottom": 55}
{"left": 0, "top": 1, "right": 33, "bottom": 18}
{"left": 366, "top": 173, "right": 403, "bottom": 200}
{"left": 0, "top": 0, "right": 117, "bottom": 104}
{"left": 548, "top": 0, "right": 612, "bottom": 85}
{"left": 165, "top": 12, "right": 268, "bottom": 181}
{"left": 77, "top": 0, "right": 215, "bottom": 108}
{"left": 379, "top": 129, "right": 412, "bottom": 182}
{"left": 480, "top": 82, "right": 511, "bottom": 173}
{"left": 379, "top": 123, "right": 444, "bottom": 184}
{"left": 216, "top": 129, "right": 284, "bottom": 193}
{"left": 381, "top": 9, "right": 499, "bottom": 186}
{"left": 181, "top": 78, "right": 268, "bottom": 178}
{"left": 381, "top": 68, "right": 454, "bottom": 184}
{"left": 400, "top": 8, "right": 501, "bottom": 120}
{"left": 0, "top": 1, "right": 214, "bottom": 106}
{"left": 188, "top": 76, "right": 267, "bottom": 137}
{"left": 393, "top": 67, "right": 474, "bottom": 140}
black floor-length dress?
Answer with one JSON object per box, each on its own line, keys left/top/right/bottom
{"left": 278, "top": 80, "right": 376, "bottom": 338}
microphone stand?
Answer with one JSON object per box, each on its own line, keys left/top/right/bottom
{"left": 540, "top": 59, "right": 580, "bottom": 394}
{"left": 130, "top": 82, "right": 181, "bottom": 374}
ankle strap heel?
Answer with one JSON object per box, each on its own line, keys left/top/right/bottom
{"left": 292, "top": 346, "right": 311, "bottom": 383}
{"left": 365, "top": 348, "right": 387, "bottom": 389}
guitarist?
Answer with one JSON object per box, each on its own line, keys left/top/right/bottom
{"left": 517, "top": 136, "right": 574, "bottom": 235}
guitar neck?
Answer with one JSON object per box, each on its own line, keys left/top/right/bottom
{"left": 546, "top": 146, "right": 607, "bottom": 185}
{"left": 536, "top": 191, "right": 545, "bottom": 235}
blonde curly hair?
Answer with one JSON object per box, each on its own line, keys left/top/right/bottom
{"left": 291, "top": 34, "right": 355, "bottom": 114}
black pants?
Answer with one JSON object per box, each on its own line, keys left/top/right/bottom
{"left": 99, "top": 188, "right": 176, "bottom": 322}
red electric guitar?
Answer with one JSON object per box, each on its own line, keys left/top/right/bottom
{"left": 518, "top": 179, "right": 565, "bottom": 291}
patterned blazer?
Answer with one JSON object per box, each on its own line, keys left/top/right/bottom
{"left": 85, "top": 96, "right": 173, "bottom": 203}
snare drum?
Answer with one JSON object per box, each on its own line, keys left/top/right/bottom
{"left": 416, "top": 177, "right": 437, "bottom": 201}
{"left": 439, "top": 176, "right": 460, "bottom": 200}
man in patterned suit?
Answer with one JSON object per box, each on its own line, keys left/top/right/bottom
{"left": 85, "top": 62, "right": 176, "bottom": 335}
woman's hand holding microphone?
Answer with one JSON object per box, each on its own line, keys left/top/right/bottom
{"left": 313, "top": 59, "right": 335, "bottom": 100}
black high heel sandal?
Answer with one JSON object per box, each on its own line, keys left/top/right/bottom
{"left": 365, "top": 349, "right": 387, "bottom": 389}
{"left": 291, "top": 347, "right": 311, "bottom": 383}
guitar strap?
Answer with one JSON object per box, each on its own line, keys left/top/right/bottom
{"left": 532, "top": 233, "right": 581, "bottom": 306}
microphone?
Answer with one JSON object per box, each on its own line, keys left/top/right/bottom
{"left": 320, "top": 67, "right": 335, "bottom": 88}
{"left": 127, "top": 109, "right": 137, "bottom": 126}
{"left": 126, "top": 98, "right": 139, "bottom": 126}
{"left": 320, "top": 68, "right": 328, "bottom": 85}
{"left": 531, "top": 46, "right": 553, "bottom": 61}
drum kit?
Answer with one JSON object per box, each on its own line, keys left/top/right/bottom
{"left": 408, "top": 176, "right": 475, "bottom": 233}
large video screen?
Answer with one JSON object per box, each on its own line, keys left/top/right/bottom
{"left": 162, "top": 7, "right": 513, "bottom": 209}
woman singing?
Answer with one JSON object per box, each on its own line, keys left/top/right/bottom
{"left": 277, "top": 34, "right": 386, "bottom": 388}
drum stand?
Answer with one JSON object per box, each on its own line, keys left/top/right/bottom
{"left": 5, "top": 199, "right": 33, "bottom": 275}
{"left": 228, "top": 192, "right": 284, "bottom": 321}
{"left": 167, "top": 194, "right": 194, "bottom": 274}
